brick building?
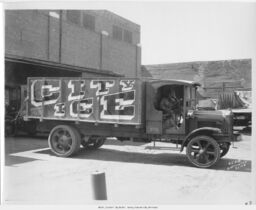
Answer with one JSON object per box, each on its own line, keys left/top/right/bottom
{"left": 5, "top": 10, "right": 141, "bottom": 110}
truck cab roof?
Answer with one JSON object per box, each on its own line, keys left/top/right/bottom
{"left": 146, "top": 78, "right": 201, "bottom": 87}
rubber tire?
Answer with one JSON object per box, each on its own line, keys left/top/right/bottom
{"left": 186, "top": 135, "right": 221, "bottom": 168}
{"left": 48, "top": 125, "right": 81, "bottom": 157}
{"left": 219, "top": 142, "right": 230, "bottom": 158}
{"left": 81, "top": 136, "right": 105, "bottom": 149}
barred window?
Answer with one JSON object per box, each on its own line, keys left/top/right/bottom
{"left": 123, "top": 29, "right": 132, "bottom": 44}
{"left": 83, "top": 14, "right": 95, "bottom": 31}
{"left": 113, "top": 25, "right": 123, "bottom": 41}
{"left": 66, "top": 10, "right": 81, "bottom": 25}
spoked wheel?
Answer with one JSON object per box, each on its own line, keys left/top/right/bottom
{"left": 219, "top": 142, "right": 230, "bottom": 158}
{"left": 48, "top": 125, "right": 81, "bottom": 157}
{"left": 81, "top": 135, "right": 105, "bottom": 149}
{"left": 186, "top": 135, "right": 220, "bottom": 168}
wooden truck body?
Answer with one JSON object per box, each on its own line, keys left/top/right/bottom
{"left": 25, "top": 77, "right": 239, "bottom": 168}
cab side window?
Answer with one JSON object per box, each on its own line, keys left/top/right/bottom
{"left": 185, "top": 86, "right": 191, "bottom": 107}
{"left": 154, "top": 88, "right": 162, "bottom": 110}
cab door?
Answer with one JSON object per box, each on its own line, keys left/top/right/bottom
{"left": 145, "top": 82, "right": 163, "bottom": 134}
{"left": 163, "top": 85, "right": 186, "bottom": 135}
{"left": 146, "top": 81, "right": 190, "bottom": 135}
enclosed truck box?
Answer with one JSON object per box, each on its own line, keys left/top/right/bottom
{"left": 26, "top": 77, "right": 144, "bottom": 125}
{"left": 24, "top": 77, "right": 239, "bottom": 168}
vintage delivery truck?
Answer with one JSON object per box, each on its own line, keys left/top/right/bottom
{"left": 24, "top": 77, "right": 239, "bottom": 168}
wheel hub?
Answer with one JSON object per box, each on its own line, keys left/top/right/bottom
{"left": 199, "top": 149, "right": 205, "bottom": 155}
{"left": 59, "top": 135, "right": 69, "bottom": 146}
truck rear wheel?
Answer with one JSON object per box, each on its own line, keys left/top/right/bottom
{"left": 48, "top": 125, "right": 81, "bottom": 157}
{"left": 81, "top": 135, "right": 105, "bottom": 149}
{"left": 186, "top": 135, "right": 220, "bottom": 168}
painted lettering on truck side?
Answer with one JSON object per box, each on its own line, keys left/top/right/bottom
{"left": 29, "top": 79, "right": 137, "bottom": 122}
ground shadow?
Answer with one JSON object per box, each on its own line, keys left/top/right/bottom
{"left": 104, "top": 139, "right": 148, "bottom": 146}
{"left": 5, "top": 137, "right": 48, "bottom": 154}
{"left": 5, "top": 154, "right": 40, "bottom": 166}
{"left": 35, "top": 147, "right": 251, "bottom": 172}
{"left": 9, "top": 132, "right": 49, "bottom": 139}
{"left": 216, "top": 158, "right": 251, "bottom": 172}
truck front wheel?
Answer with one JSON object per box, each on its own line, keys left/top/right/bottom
{"left": 219, "top": 142, "right": 230, "bottom": 158}
{"left": 48, "top": 125, "right": 81, "bottom": 157}
{"left": 186, "top": 135, "right": 220, "bottom": 168}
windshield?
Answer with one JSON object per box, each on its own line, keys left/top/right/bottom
{"left": 185, "top": 86, "right": 197, "bottom": 109}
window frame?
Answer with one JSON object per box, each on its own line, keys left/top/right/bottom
{"left": 123, "top": 29, "right": 133, "bottom": 44}
{"left": 112, "top": 25, "right": 123, "bottom": 41}
{"left": 82, "top": 13, "right": 96, "bottom": 31}
{"left": 66, "top": 10, "right": 81, "bottom": 26}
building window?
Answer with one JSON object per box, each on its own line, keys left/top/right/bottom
{"left": 113, "top": 25, "right": 123, "bottom": 41}
{"left": 66, "top": 10, "right": 81, "bottom": 25}
{"left": 83, "top": 13, "right": 95, "bottom": 31}
{"left": 123, "top": 29, "right": 133, "bottom": 44}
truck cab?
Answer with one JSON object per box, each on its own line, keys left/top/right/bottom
{"left": 146, "top": 79, "right": 199, "bottom": 135}
{"left": 145, "top": 79, "right": 236, "bottom": 168}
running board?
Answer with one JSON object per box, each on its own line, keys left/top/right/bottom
{"left": 145, "top": 146, "right": 181, "bottom": 151}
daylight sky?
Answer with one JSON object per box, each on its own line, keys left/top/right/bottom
{"left": 96, "top": 2, "right": 256, "bottom": 65}
{"left": 4, "top": 1, "right": 256, "bottom": 65}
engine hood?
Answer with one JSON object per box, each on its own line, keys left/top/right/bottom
{"left": 187, "top": 109, "right": 233, "bottom": 134}
{"left": 187, "top": 109, "right": 232, "bottom": 119}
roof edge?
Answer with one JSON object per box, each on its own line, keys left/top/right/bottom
{"left": 5, "top": 54, "right": 123, "bottom": 77}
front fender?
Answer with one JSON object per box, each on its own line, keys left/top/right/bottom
{"left": 180, "top": 127, "right": 222, "bottom": 152}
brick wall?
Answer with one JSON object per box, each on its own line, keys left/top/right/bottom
{"left": 102, "top": 35, "right": 139, "bottom": 77}
{"left": 5, "top": 11, "right": 48, "bottom": 60}
{"left": 61, "top": 21, "right": 101, "bottom": 68}
{"left": 5, "top": 10, "right": 141, "bottom": 77}
{"left": 92, "top": 10, "right": 140, "bottom": 45}
{"left": 49, "top": 15, "right": 60, "bottom": 62}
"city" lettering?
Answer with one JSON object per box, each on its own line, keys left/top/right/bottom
{"left": 30, "top": 79, "right": 136, "bottom": 121}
